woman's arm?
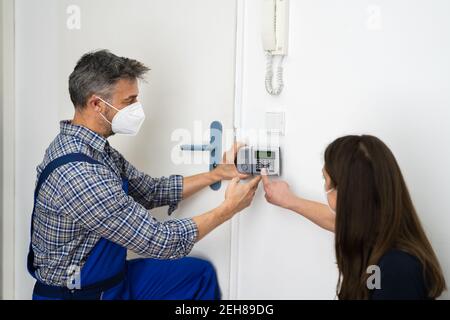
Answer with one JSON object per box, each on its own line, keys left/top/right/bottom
{"left": 287, "top": 196, "right": 335, "bottom": 232}
{"left": 261, "top": 173, "right": 335, "bottom": 232}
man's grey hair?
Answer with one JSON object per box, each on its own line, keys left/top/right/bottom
{"left": 69, "top": 49, "right": 150, "bottom": 108}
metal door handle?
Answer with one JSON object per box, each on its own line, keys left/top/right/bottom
{"left": 180, "top": 121, "right": 222, "bottom": 190}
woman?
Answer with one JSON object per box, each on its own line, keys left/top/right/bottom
{"left": 261, "top": 135, "right": 446, "bottom": 299}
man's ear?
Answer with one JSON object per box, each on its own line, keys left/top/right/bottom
{"left": 86, "top": 95, "right": 101, "bottom": 112}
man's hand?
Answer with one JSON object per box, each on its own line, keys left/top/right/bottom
{"left": 183, "top": 142, "right": 249, "bottom": 200}
{"left": 223, "top": 176, "right": 261, "bottom": 217}
{"left": 192, "top": 175, "right": 261, "bottom": 242}
{"left": 261, "top": 169, "right": 297, "bottom": 209}
{"left": 213, "top": 142, "right": 249, "bottom": 181}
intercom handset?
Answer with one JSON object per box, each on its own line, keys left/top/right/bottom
{"left": 237, "top": 146, "right": 281, "bottom": 176}
{"left": 262, "top": 0, "right": 289, "bottom": 96}
{"left": 262, "top": 0, "right": 289, "bottom": 55}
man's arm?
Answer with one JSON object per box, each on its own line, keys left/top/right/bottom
{"left": 110, "top": 145, "right": 183, "bottom": 213}
{"left": 58, "top": 163, "right": 197, "bottom": 259}
{"left": 58, "top": 163, "right": 260, "bottom": 259}
{"left": 182, "top": 143, "right": 249, "bottom": 200}
{"left": 181, "top": 170, "right": 222, "bottom": 200}
{"left": 111, "top": 143, "right": 248, "bottom": 213}
{"left": 192, "top": 176, "right": 261, "bottom": 241}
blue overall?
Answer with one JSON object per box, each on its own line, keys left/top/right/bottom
{"left": 28, "top": 153, "right": 221, "bottom": 300}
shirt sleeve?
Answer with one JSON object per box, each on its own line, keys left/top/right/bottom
{"left": 108, "top": 147, "right": 183, "bottom": 215}
{"left": 56, "top": 162, "right": 198, "bottom": 260}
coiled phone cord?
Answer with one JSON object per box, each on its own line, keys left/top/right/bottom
{"left": 265, "top": 52, "right": 285, "bottom": 96}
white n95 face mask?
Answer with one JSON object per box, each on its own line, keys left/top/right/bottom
{"left": 325, "top": 187, "right": 336, "bottom": 214}
{"left": 97, "top": 96, "right": 146, "bottom": 136}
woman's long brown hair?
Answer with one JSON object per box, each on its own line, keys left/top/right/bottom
{"left": 324, "top": 135, "right": 446, "bottom": 299}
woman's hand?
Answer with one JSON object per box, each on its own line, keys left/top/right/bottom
{"left": 261, "top": 169, "right": 298, "bottom": 209}
{"left": 261, "top": 169, "right": 335, "bottom": 232}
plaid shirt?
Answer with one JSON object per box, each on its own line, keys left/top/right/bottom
{"left": 31, "top": 120, "right": 198, "bottom": 286}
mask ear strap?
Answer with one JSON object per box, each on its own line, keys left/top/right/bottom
{"left": 94, "top": 96, "right": 114, "bottom": 125}
{"left": 99, "top": 112, "right": 112, "bottom": 125}
{"left": 96, "top": 96, "right": 120, "bottom": 112}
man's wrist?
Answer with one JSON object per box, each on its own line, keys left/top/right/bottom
{"left": 208, "top": 167, "right": 223, "bottom": 183}
{"left": 217, "top": 200, "right": 235, "bottom": 220}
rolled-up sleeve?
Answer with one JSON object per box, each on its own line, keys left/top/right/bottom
{"left": 110, "top": 147, "right": 183, "bottom": 215}
{"left": 57, "top": 162, "right": 197, "bottom": 259}
{"left": 128, "top": 173, "right": 183, "bottom": 215}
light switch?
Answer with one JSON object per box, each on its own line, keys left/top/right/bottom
{"left": 265, "top": 110, "right": 285, "bottom": 135}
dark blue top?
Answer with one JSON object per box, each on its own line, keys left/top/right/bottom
{"left": 370, "top": 249, "right": 429, "bottom": 300}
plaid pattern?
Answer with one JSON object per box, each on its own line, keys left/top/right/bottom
{"left": 32, "top": 120, "right": 198, "bottom": 286}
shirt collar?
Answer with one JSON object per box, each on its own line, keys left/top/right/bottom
{"left": 60, "top": 120, "right": 108, "bottom": 152}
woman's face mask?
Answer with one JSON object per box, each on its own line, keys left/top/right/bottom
{"left": 325, "top": 187, "right": 336, "bottom": 214}
{"left": 323, "top": 168, "right": 337, "bottom": 213}
{"left": 96, "top": 96, "right": 146, "bottom": 136}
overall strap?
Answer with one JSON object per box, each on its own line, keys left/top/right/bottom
{"left": 28, "top": 153, "right": 103, "bottom": 278}
{"left": 33, "top": 153, "right": 103, "bottom": 201}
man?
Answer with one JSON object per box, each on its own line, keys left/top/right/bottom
{"left": 28, "top": 50, "right": 261, "bottom": 300}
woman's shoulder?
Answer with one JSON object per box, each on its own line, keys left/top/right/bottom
{"left": 370, "top": 249, "right": 429, "bottom": 300}
{"left": 378, "top": 249, "right": 422, "bottom": 270}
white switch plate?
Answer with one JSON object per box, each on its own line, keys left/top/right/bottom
{"left": 265, "top": 110, "right": 285, "bottom": 135}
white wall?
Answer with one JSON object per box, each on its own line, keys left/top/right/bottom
{"left": 14, "top": 0, "right": 62, "bottom": 299}
{"left": 0, "top": 0, "right": 4, "bottom": 298}
{"left": 236, "top": 0, "right": 450, "bottom": 299}
{"left": 1, "top": 0, "right": 16, "bottom": 300}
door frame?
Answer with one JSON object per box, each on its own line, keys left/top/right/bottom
{"left": 1, "top": 0, "right": 16, "bottom": 300}
{"left": 229, "top": 0, "right": 246, "bottom": 300}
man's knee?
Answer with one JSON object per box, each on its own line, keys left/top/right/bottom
{"left": 185, "top": 257, "right": 217, "bottom": 277}
{"left": 185, "top": 257, "right": 221, "bottom": 299}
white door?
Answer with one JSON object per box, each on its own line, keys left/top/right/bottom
{"left": 14, "top": 0, "right": 238, "bottom": 299}
{"left": 236, "top": 0, "right": 450, "bottom": 299}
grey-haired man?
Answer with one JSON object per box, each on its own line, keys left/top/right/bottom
{"left": 28, "top": 50, "right": 261, "bottom": 300}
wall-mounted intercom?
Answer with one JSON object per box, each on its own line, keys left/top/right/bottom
{"left": 262, "top": 0, "right": 289, "bottom": 96}
{"left": 237, "top": 146, "right": 281, "bottom": 176}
